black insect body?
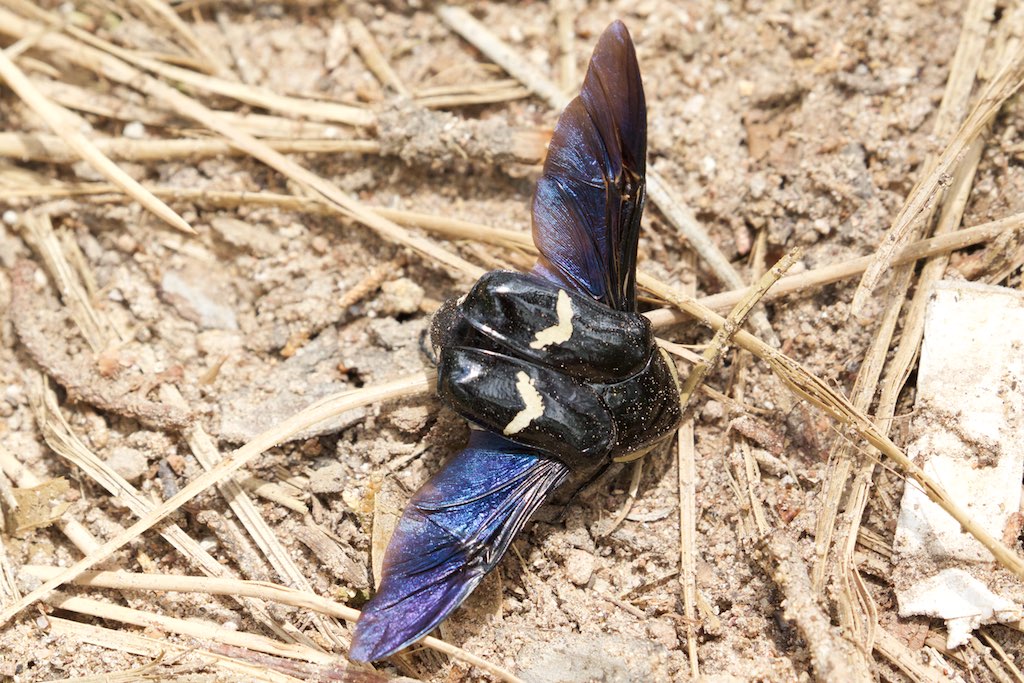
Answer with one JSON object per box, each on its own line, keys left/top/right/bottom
{"left": 349, "top": 21, "right": 681, "bottom": 662}
{"left": 432, "top": 270, "right": 681, "bottom": 473}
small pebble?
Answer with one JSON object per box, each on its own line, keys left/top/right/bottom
{"left": 378, "top": 278, "right": 424, "bottom": 316}
{"left": 701, "top": 400, "right": 724, "bottom": 421}
{"left": 2, "top": 210, "right": 17, "bottom": 226}
{"left": 309, "top": 462, "right": 347, "bottom": 494}
{"left": 122, "top": 121, "right": 146, "bottom": 139}
{"left": 647, "top": 618, "right": 679, "bottom": 650}
{"left": 565, "top": 548, "right": 595, "bottom": 586}
{"left": 105, "top": 446, "right": 149, "bottom": 483}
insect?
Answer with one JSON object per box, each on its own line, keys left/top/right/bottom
{"left": 349, "top": 21, "right": 682, "bottom": 662}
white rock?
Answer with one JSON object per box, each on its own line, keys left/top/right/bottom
{"left": 565, "top": 548, "right": 594, "bottom": 587}
{"left": 894, "top": 281, "right": 1024, "bottom": 647}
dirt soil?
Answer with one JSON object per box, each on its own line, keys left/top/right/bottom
{"left": 2, "top": 1, "right": 1024, "bottom": 682}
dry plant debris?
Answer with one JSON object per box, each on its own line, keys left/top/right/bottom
{"left": 2, "top": 1, "right": 1024, "bottom": 682}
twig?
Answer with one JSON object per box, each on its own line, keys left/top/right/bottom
{"left": 10, "top": 261, "right": 192, "bottom": 430}
{"left": 0, "top": 48, "right": 193, "bottom": 234}
{"left": 754, "top": 535, "right": 873, "bottom": 682}
{"left": 24, "top": 566, "right": 526, "bottom": 683}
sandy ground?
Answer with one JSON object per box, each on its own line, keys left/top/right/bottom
{"left": 2, "top": 0, "right": 1024, "bottom": 681}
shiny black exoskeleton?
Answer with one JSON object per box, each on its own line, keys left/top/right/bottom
{"left": 430, "top": 270, "right": 681, "bottom": 474}
{"left": 351, "top": 21, "right": 676, "bottom": 662}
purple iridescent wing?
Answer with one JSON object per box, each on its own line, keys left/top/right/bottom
{"left": 349, "top": 431, "right": 569, "bottom": 662}
{"left": 532, "top": 20, "right": 646, "bottom": 312}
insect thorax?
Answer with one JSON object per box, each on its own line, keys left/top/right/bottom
{"left": 432, "top": 270, "right": 682, "bottom": 474}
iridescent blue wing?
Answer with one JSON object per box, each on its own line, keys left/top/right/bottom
{"left": 532, "top": 20, "right": 646, "bottom": 312}
{"left": 349, "top": 431, "right": 569, "bottom": 662}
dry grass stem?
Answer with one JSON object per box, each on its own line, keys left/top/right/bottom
{"left": 413, "top": 78, "right": 521, "bottom": 98}
{"left": 873, "top": 626, "right": 950, "bottom": 682}
{"left": 0, "top": 132, "right": 381, "bottom": 163}
{"left": 815, "top": 1, "right": 1004, "bottom": 650}
{"left": 12, "top": 183, "right": 1024, "bottom": 322}
{"left": 0, "top": 372, "right": 432, "bottom": 628}
{"left": 676, "top": 233, "right": 701, "bottom": 683}
{"left": 47, "top": 591, "right": 335, "bottom": 665}
{"left": 852, "top": 6, "right": 1024, "bottom": 315}
{"left": 553, "top": 0, "right": 577, "bottom": 92}
{"left": 240, "top": 476, "right": 307, "bottom": 514}
{"left": 677, "top": 427, "right": 699, "bottom": 677}
{"left": 980, "top": 630, "right": 1024, "bottom": 682}
{"left": 637, "top": 271, "right": 1024, "bottom": 583}
{"left": 600, "top": 459, "right": 644, "bottom": 535}
{"left": 0, "top": 48, "right": 193, "bottom": 234}
{"left": 10, "top": 181, "right": 1023, "bottom": 306}
{"left": 0, "top": 8, "right": 485, "bottom": 280}
{"left": 346, "top": 18, "right": 410, "bottom": 97}
{"left": 17, "top": 212, "right": 110, "bottom": 353}
{"left": 125, "top": 0, "right": 233, "bottom": 78}
{"left": 47, "top": 617, "right": 303, "bottom": 683}
{"left": 159, "top": 385, "right": 348, "bottom": 648}
{"left": 436, "top": 5, "right": 569, "bottom": 109}
{"left": 415, "top": 86, "right": 531, "bottom": 109}
{"left": 24, "top": 567, "right": 525, "bottom": 683}
{"left": 29, "top": 374, "right": 312, "bottom": 647}
{"left": 679, "top": 248, "right": 801, "bottom": 410}
{"left": 32, "top": 8, "right": 375, "bottom": 128}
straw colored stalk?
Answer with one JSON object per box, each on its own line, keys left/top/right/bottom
{"left": 0, "top": 373, "right": 431, "bottom": 628}
{"left": 851, "top": 17, "right": 1024, "bottom": 316}
{"left": 5, "top": 183, "right": 1022, "bottom": 316}
{"left": 0, "top": 49, "right": 193, "bottom": 234}
{"left": 0, "top": 132, "right": 380, "bottom": 163}
{"left": 24, "top": 566, "right": 524, "bottom": 683}
{"left": 0, "top": 7, "right": 483, "bottom": 280}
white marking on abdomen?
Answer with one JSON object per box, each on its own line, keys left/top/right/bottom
{"left": 503, "top": 371, "right": 545, "bottom": 436}
{"left": 529, "top": 289, "right": 574, "bottom": 349}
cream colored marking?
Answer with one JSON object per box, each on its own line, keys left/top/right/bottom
{"left": 529, "top": 289, "right": 574, "bottom": 349}
{"left": 503, "top": 371, "right": 545, "bottom": 436}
